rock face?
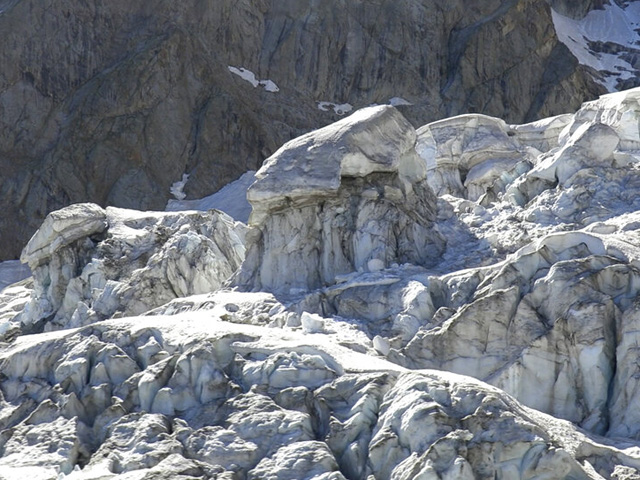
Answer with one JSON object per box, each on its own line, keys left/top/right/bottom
{"left": 6, "top": 88, "right": 640, "bottom": 478}
{"left": 0, "top": 0, "right": 608, "bottom": 261}
{"left": 235, "top": 105, "right": 445, "bottom": 293}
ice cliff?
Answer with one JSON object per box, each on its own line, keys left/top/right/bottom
{"left": 235, "top": 106, "right": 444, "bottom": 293}
{"left": 4, "top": 88, "right": 640, "bottom": 479}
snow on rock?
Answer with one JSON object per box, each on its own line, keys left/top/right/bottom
{"left": 398, "top": 233, "right": 635, "bottom": 434}
{"left": 85, "top": 413, "right": 185, "bottom": 473}
{"left": 321, "top": 265, "right": 435, "bottom": 348}
{"left": 560, "top": 86, "right": 640, "bottom": 151}
{"left": 0, "top": 283, "right": 31, "bottom": 341}
{"left": 552, "top": 2, "right": 640, "bottom": 91}
{"left": 0, "top": 313, "right": 637, "bottom": 479}
{"left": 20, "top": 203, "right": 108, "bottom": 268}
{"left": 236, "top": 105, "right": 445, "bottom": 293}
{"left": 373, "top": 87, "right": 640, "bottom": 441}
{"left": 0, "top": 261, "right": 32, "bottom": 341}
{"left": 248, "top": 441, "right": 345, "bottom": 480}
{"left": 0, "top": 415, "right": 89, "bottom": 477}
{"left": 228, "top": 66, "right": 280, "bottom": 92}
{"left": 317, "top": 101, "right": 353, "bottom": 115}
{"left": 416, "top": 114, "right": 527, "bottom": 201}
{"left": 507, "top": 113, "right": 573, "bottom": 152}
{"left": 527, "top": 121, "right": 619, "bottom": 185}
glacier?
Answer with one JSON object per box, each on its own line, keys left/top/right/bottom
{"left": 3, "top": 88, "right": 640, "bottom": 478}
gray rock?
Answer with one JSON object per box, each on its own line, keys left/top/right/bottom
{"left": 549, "top": 0, "right": 609, "bottom": 19}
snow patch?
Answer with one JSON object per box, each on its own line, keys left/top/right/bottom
{"left": 259, "top": 79, "right": 279, "bottom": 92}
{"left": 166, "top": 171, "right": 255, "bottom": 223}
{"left": 228, "top": 66, "right": 279, "bottom": 92}
{"left": 228, "top": 66, "right": 259, "bottom": 87}
{"left": 169, "top": 173, "right": 189, "bottom": 200}
{"left": 317, "top": 101, "right": 353, "bottom": 115}
{"left": 552, "top": 3, "right": 640, "bottom": 91}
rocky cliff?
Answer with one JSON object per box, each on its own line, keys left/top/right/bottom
{"left": 0, "top": 0, "right": 610, "bottom": 260}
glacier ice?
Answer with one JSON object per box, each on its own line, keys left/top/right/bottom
{"left": 236, "top": 105, "right": 445, "bottom": 293}
{"left": 3, "top": 88, "right": 640, "bottom": 478}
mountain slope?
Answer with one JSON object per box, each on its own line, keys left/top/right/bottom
{"left": 0, "top": 0, "right": 609, "bottom": 260}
